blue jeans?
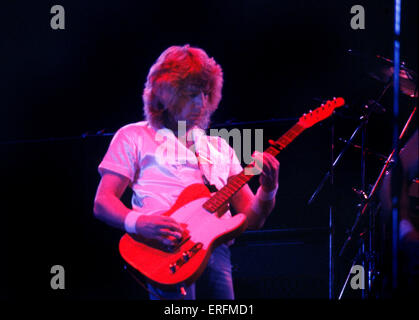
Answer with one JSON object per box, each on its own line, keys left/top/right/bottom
{"left": 147, "top": 244, "right": 234, "bottom": 300}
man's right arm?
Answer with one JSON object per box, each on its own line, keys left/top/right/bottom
{"left": 93, "top": 170, "right": 132, "bottom": 230}
{"left": 93, "top": 171, "right": 184, "bottom": 246}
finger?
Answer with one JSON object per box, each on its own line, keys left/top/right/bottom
{"left": 160, "top": 223, "right": 184, "bottom": 235}
{"left": 262, "top": 162, "right": 278, "bottom": 180}
{"left": 157, "top": 235, "right": 177, "bottom": 248}
{"left": 259, "top": 161, "right": 278, "bottom": 188}
{"left": 159, "top": 217, "right": 184, "bottom": 233}
{"left": 160, "top": 228, "right": 183, "bottom": 241}
{"left": 253, "top": 151, "right": 264, "bottom": 162}
{"left": 260, "top": 160, "right": 273, "bottom": 176}
{"left": 255, "top": 152, "right": 277, "bottom": 172}
{"left": 263, "top": 154, "right": 279, "bottom": 175}
{"left": 262, "top": 153, "right": 277, "bottom": 167}
{"left": 252, "top": 151, "right": 265, "bottom": 173}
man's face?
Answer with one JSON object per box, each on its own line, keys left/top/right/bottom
{"left": 170, "top": 87, "right": 208, "bottom": 129}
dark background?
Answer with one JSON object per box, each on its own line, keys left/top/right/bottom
{"left": 1, "top": 0, "right": 417, "bottom": 300}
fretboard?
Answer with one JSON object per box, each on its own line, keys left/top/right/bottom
{"left": 202, "top": 122, "right": 305, "bottom": 213}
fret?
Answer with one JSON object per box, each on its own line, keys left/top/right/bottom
{"left": 213, "top": 199, "right": 225, "bottom": 208}
{"left": 279, "top": 135, "right": 291, "bottom": 144}
{"left": 226, "top": 179, "right": 238, "bottom": 189}
{"left": 234, "top": 174, "right": 246, "bottom": 183}
{"left": 233, "top": 175, "right": 248, "bottom": 188}
{"left": 226, "top": 186, "right": 240, "bottom": 196}
{"left": 285, "top": 129, "right": 296, "bottom": 138}
{"left": 218, "top": 189, "right": 231, "bottom": 200}
{"left": 214, "top": 194, "right": 229, "bottom": 204}
{"left": 291, "top": 124, "right": 304, "bottom": 135}
{"left": 266, "top": 147, "right": 279, "bottom": 156}
{"left": 281, "top": 137, "right": 291, "bottom": 146}
{"left": 289, "top": 125, "right": 300, "bottom": 134}
{"left": 206, "top": 201, "right": 218, "bottom": 210}
{"left": 220, "top": 185, "right": 233, "bottom": 194}
{"left": 236, "top": 174, "right": 250, "bottom": 184}
{"left": 288, "top": 124, "right": 303, "bottom": 135}
{"left": 284, "top": 136, "right": 294, "bottom": 144}
{"left": 211, "top": 197, "right": 224, "bottom": 207}
{"left": 229, "top": 180, "right": 241, "bottom": 189}
{"left": 222, "top": 185, "right": 236, "bottom": 195}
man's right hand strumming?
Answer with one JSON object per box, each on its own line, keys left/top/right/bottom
{"left": 133, "top": 215, "right": 184, "bottom": 248}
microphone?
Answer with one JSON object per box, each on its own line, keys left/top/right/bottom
{"left": 352, "top": 187, "right": 368, "bottom": 200}
{"left": 365, "top": 99, "right": 386, "bottom": 114}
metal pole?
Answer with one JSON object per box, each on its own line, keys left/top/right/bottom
{"left": 391, "top": 0, "right": 402, "bottom": 292}
{"left": 361, "top": 113, "right": 367, "bottom": 299}
{"left": 329, "top": 113, "right": 335, "bottom": 299}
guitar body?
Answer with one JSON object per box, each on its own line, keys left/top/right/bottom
{"left": 119, "top": 183, "right": 248, "bottom": 288}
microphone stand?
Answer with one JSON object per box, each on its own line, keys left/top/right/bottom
{"left": 307, "top": 114, "right": 369, "bottom": 205}
{"left": 337, "top": 105, "right": 416, "bottom": 299}
{"left": 328, "top": 110, "right": 335, "bottom": 300}
{"left": 308, "top": 83, "right": 392, "bottom": 299}
{"left": 307, "top": 111, "right": 366, "bottom": 299}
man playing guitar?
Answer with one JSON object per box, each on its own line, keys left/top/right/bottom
{"left": 93, "top": 45, "right": 280, "bottom": 300}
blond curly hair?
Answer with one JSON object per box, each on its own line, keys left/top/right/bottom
{"left": 142, "top": 45, "right": 223, "bottom": 130}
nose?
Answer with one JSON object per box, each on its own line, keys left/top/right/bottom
{"left": 193, "top": 92, "right": 206, "bottom": 109}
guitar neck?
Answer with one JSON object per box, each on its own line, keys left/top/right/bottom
{"left": 203, "top": 122, "right": 306, "bottom": 213}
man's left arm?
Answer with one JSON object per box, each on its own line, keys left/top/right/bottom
{"left": 230, "top": 151, "right": 279, "bottom": 229}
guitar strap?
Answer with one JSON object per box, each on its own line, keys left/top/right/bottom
{"left": 195, "top": 149, "right": 219, "bottom": 193}
{"left": 190, "top": 129, "right": 219, "bottom": 193}
{"left": 201, "top": 170, "right": 218, "bottom": 193}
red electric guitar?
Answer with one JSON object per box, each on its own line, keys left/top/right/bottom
{"left": 119, "top": 97, "right": 345, "bottom": 288}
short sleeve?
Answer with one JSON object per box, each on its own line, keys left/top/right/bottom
{"left": 98, "top": 126, "right": 140, "bottom": 182}
{"left": 218, "top": 138, "right": 243, "bottom": 177}
{"left": 229, "top": 145, "right": 243, "bottom": 176}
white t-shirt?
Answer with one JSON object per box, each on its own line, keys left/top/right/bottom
{"left": 98, "top": 121, "right": 243, "bottom": 219}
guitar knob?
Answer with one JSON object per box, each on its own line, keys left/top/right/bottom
{"left": 183, "top": 251, "right": 190, "bottom": 261}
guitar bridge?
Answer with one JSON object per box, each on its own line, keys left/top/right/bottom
{"left": 171, "top": 234, "right": 190, "bottom": 251}
{"left": 169, "top": 242, "right": 203, "bottom": 274}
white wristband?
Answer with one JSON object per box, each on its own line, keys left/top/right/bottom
{"left": 124, "top": 210, "right": 142, "bottom": 234}
{"left": 251, "top": 185, "right": 278, "bottom": 215}
{"left": 256, "top": 185, "right": 278, "bottom": 201}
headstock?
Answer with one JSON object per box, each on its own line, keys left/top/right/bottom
{"left": 298, "top": 97, "right": 345, "bottom": 129}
